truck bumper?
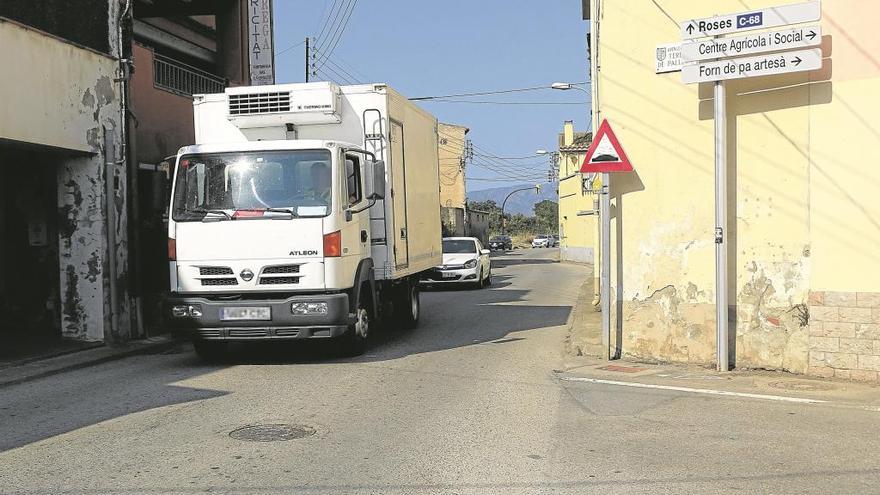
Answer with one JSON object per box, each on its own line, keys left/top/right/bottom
{"left": 166, "top": 293, "right": 352, "bottom": 341}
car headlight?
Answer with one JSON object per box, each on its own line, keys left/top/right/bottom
{"left": 291, "top": 302, "right": 328, "bottom": 315}
{"left": 464, "top": 259, "right": 478, "bottom": 269}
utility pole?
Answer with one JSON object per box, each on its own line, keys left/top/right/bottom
{"left": 305, "top": 37, "right": 310, "bottom": 82}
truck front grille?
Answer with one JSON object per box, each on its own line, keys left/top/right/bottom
{"left": 199, "top": 266, "right": 234, "bottom": 276}
{"left": 259, "top": 276, "right": 299, "bottom": 285}
{"left": 262, "top": 264, "right": 300, "bottom": 274}
{"left": 201, "top": 278, "right": 238, "bottom": 286}
{"left": 228, "top": 91, "right": 291, "bottom": 115}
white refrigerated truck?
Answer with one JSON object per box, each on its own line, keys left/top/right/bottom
{"left": 166, "top": 82, "right": 442, "bottom": 358}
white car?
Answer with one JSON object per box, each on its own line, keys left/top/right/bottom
{"left": 422, "top": 237, "right": 492, "bottom": 288}
{"left": 532, "top": 235, "right": 551, "bottom": 248}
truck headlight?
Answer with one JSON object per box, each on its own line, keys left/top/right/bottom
{"left": 172, "top": 304, "right": 202, "bottom": 318}
{"left": 464, "top": 259, "right": 478, "bottom": 269}
{"left": 291, "top": 302, "right": 328, "bottom": 315}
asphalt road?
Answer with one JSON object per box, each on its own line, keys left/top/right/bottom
{"left": 1, "top": 248, "right": 879, "bottom": 494}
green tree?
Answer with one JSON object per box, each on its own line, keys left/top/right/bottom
{"left": 533, "top": 200, "right": 558, "bottom": 234}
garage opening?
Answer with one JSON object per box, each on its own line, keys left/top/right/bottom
{"left": 0, "top": 145, "right": 96, "bottom": 364}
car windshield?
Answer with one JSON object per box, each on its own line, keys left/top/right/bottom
{"left": 490, "top": 237, "right": 504, "bottom": 242}
{"left": 172, "top": 150, "right": 332, "bottom": 221}
{"left": 536, "top": 235, "right": 548, "bottom": 239}
{"left": 442, "top": 239, "right": 477, "bottom": 253}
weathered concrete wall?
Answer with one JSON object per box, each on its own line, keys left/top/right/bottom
{"left": 591, "top": 0, "right": 880, "bottom": 377}
{"left": 0, "top": 17, "right": 130, "bottom": 342}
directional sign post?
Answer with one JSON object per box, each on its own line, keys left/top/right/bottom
{"left": 676, "top": 1, "right": 823, "bottom": 372}
{"left": 681, "top": 1, "right": 820, "bottom": 39}
{"left": 682, "top": 25, "right": 821, "bottom": 62}
{"left": 682, "top": 48, "right": 822, "bottom": 84}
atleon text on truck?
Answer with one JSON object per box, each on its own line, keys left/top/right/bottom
{"left": 166, "top": 82, "right": 443, "bottom": 360}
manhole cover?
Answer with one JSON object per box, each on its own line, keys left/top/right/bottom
{"left": 768, "top": 381, "right": 835, "bottom": 392}
{"left": 229, "top": 424, "right": 315, "bottom": 442}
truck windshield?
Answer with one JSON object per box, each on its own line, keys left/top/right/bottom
{"left": 172, "top": 150, "right": 332, "bottom": 221}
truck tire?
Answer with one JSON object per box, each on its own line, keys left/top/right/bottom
{"left": 193, "top": 341, "right": 228, "bottom": 363}
{"left": 395, "top": 279, "right": 420, "bottom": 330}
{"left": 340, "top": 290, "right": 371, "bottom": 357}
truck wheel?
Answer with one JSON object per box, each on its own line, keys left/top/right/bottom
{"left": 340, "top": 293, "right": 370, "bottom": 357}
{"left": 193, "top": 341, "right": 228, "bottom": 363}
{"left": 395, "top": 280, "right": 420, "bottom": 330}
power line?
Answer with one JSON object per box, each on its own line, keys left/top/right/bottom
{"left": 410, "top": 82, "right": 590, "bottom": 101}
{"left": 275, "top": 39, "right": 306, "bottom": 57}
{"left": 315, "top": 0, "right": 358, "bottom": 63}
{"left": 421, "top": 99, "right": 589, "bottom": 106}
{"left": 311, "top": 46, "right": 362, "bottom": 84}
{"left": 315, "top": 0, "right": 345, "bottom": 48}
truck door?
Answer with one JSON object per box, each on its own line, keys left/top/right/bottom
{"left": 389, "top": 120, "right": 409, "bottom": 269}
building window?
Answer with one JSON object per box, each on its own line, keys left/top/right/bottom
{"left": 153, "top": 53, "right": 226, "bottom": 97}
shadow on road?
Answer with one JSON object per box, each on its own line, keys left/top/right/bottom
{"left": 0, "top": 250, "right": 576, "bottom": 452}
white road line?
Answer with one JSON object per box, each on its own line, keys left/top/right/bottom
{"left": 560, "top": 377, "right": 827, "bottom": 404}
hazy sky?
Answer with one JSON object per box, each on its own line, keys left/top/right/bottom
{"left": 273, "top": 0, "right": 590, "bottom": 191}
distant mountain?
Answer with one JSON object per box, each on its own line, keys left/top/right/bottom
{"left": 467, "top": 183, "right": 557, "bottom": 216}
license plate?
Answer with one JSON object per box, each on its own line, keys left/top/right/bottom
{"left": 441, "top": 272, "right": 456, "bottom": 279}
{"left": 221, "top": 306, "right": 271, "bottom": 321}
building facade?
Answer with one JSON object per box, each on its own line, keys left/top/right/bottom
{"left": 0, "top": 0, "right": 256, "bottom": 356}
{"left": 1, "top": 2, "right": 130, "bottom": 349}
{"left": 587, "top": 0, "right": 880, "bottom": 381}
{"left": 438, "top": 122, "right": 469, "bottom": 237}
{"left": 557, "top": 121, "right": 596, "bottom": 266}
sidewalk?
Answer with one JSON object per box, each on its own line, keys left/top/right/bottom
{"left": 557, "top": 356, "right": 880, "bottom": 409}
{"left": 563, "top": 282, "right": 880, "bottom": 408}
{"left": 0, "top": 335, "right": 175, "bottom": 388}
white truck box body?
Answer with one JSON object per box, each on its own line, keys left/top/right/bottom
{"left": 189, "top": 82, "right": 442, "bottom": 282}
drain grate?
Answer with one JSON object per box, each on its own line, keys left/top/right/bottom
{"left": 229, "top": 424, "right": 315, "bottom": 442}
{"left": 768, "top": 381, "right": 835, "bottom": 392}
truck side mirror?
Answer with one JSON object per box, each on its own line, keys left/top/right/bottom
{"left": 370, "top": 160, "right": 386, "bottom": 200}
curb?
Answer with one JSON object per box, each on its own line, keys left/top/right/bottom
{"left": 0, "top": 336, "right": 176, "bottom": 389}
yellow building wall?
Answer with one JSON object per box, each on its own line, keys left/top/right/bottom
{"left": 592, "top": 0, "right": 880, "bottom": 375}
{"left": 438, "top": 123, "right": 468, "bottom": 209}
{"left": 558, "top": 149, "right": 598, "bottom": 268}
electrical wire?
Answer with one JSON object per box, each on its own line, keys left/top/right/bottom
{"left": 421, "top": 99, "right": 589, "bottom": 105}
{"left": 409, "top": 82, "right": 590, "bottom": 101}
{"left": 315, "top": 0, "right": 345, "bottom": 48}
{"left": 315, "top": 0, "right": 358, "bottom": 64}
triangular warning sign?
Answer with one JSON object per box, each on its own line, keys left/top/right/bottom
{"left": 580, "top": 119, "right": 633, "bottom": 173}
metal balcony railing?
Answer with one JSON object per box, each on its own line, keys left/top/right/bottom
{"left": 153, "top": 53, "right": 226, "bottom": 97}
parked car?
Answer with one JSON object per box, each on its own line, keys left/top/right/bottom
{"left": 422, "top": 237, "right": 492, "bottom": 288}
{"left": 551, "top": 235, "right": 560, "bottom": 247}
{"left": 532, "top": 235, "right": 551, "bottom": 248}
{"left": 489, "top": 235, "right": 513, "bottom": 251}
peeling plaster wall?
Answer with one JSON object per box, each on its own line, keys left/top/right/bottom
{"left": 593, "top": 0, "right": 877, "bottom": 374}
{"left": 1, "top": 17, "right": 130, "bottom": 342}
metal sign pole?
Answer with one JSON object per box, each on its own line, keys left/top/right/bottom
{"left": 714, "top": 80, "right": 729, "bottom": 372}
{"left": 601, "top": 172, "right": 612, "bottom": 359}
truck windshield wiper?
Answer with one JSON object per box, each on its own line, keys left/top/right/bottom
{"left": 190, "top": 208, "right": 232, "bottom": 220}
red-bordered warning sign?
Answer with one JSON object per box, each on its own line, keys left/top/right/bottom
{"left": 580, "top": 119, "right": 633, "bottom": 173}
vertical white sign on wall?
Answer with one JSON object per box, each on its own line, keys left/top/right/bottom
{"left": 248, "top": 0, "right": 275, "bottom": 85}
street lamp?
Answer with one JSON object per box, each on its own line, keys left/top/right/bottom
{"left": 500, "top": 185, "right": 540, "bottom": 236}
{"left": 551, "top": 80, "right": 612, "bottom": 361}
